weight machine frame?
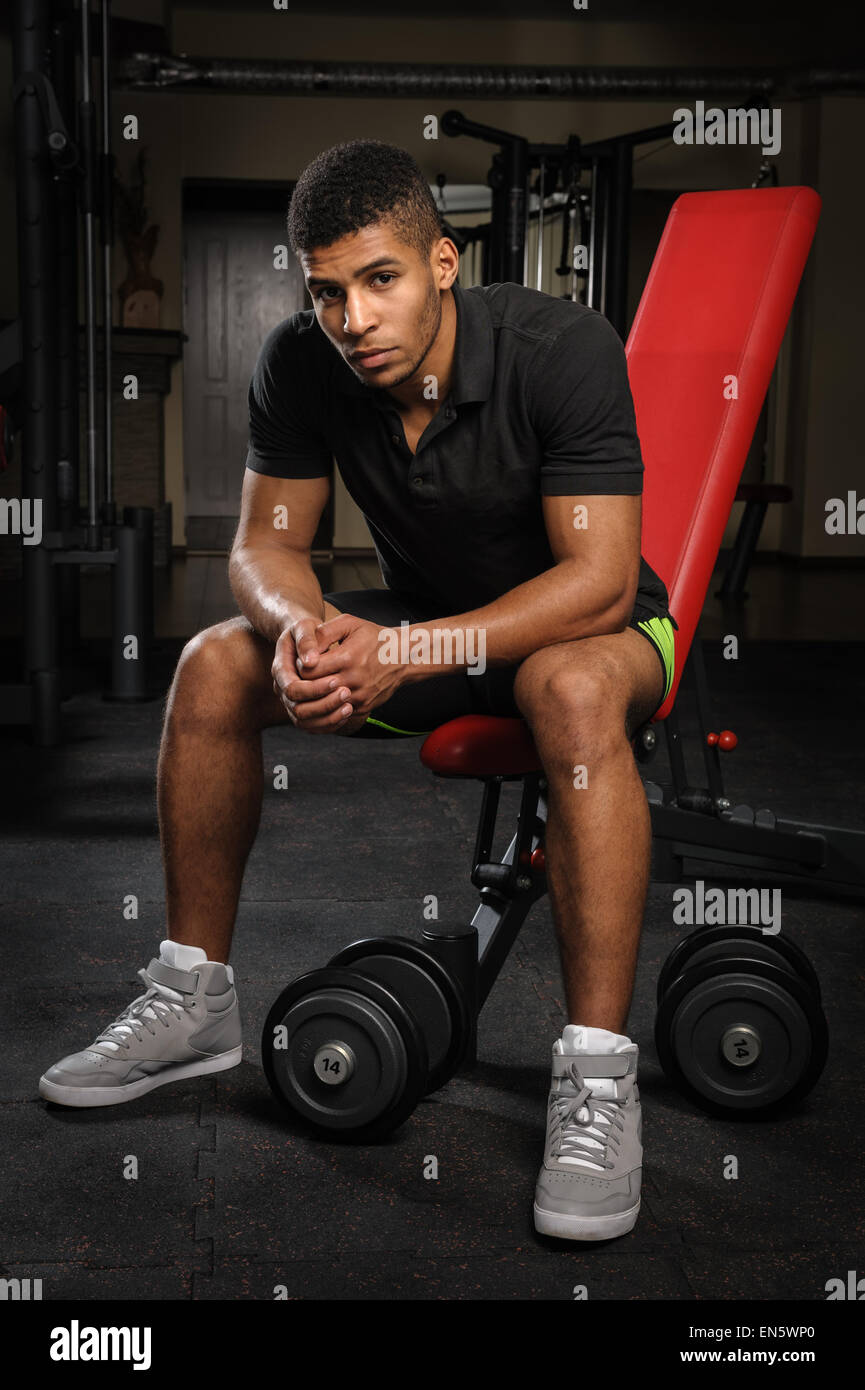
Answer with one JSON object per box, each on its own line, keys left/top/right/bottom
{"left": 441, "top": 109, "right": 682, "bottom": 341}
{"left": 5, "top": 0, "right": 154, "bottom": 747}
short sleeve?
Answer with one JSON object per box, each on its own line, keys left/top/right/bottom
{"left": 245, "top": 317, "right": 334, "bottom": 479}
{"left": 528, "top": 310, "right": 644, "bottom": 496}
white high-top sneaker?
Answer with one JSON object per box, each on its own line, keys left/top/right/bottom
{"left": 39, "top": 940, "right": 242, "bottom": 1107}
{"left": 534, "top": 1024, "right": 642, "bottom": 1241}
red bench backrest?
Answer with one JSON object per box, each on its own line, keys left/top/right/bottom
{"left": 625, "top": 186, "right": 821, "bottom": 720}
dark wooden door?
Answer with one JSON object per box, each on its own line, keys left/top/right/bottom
{"left": 182, "top": 201, "right": 333, "bottom": 550}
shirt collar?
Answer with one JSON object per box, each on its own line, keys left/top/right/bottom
{"left": 330, "top": 280, "right": 495, "bottom": 407}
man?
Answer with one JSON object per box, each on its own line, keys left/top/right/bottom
{"left": 40, "top": 140, "right": 677, "bottom": 1244}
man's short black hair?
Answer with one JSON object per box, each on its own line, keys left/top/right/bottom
{"left": 287, "top": 140, "right": 443, "bottom": 263}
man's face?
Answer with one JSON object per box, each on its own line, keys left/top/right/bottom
{"left": 300, "top": 222, "right": 445, "bottom": 393}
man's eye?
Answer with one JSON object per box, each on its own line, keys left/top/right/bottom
{"left": 316, "top": 274, "right": 394, "bottom": 302}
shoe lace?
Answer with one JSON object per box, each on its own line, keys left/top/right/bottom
{"left": 551, "top": 1060, "right": 626, "bottom": 1172}
{"left": 93, "top": 968, "right": 188, "bottom": 1050}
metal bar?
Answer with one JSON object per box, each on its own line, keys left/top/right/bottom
{"left": 12, "top": 0, "right": 62, "bottom": 745}
{"left": 505, "top": 138, "right": 528, "bottom": 284}
{"left": 599, "top": 159, "right": 610, "bottom": 318}
{"left": 473, "top": 775, "right": 546, "bottom": 1006}
{"left": 581, "top": 121, "right": 676, "bottom": 155}
{"left": 718, "top": 500, "right": 769, "bottom": 600}
{"left": 472, "top": 778, "right": 502, "bottom": 879}
{"left": 689, "top": 639, "right": 726, "bottom": 806}
{"left": 487, "top": 153, "right": 505, "bottom": 283}
{"left": 475, "top": 887, "right": 545, "bottom": 1010}
{"left": 663, "top": 703, "right": 690, "bottom": 801}
{"left": 79, "top": 0, "right": 101, "bottom": 547}
{"left": 51, "top": 0, "right": 82, "bottom": 655}
{"left": 101, "top": 0, "right": 115, "bottom": 516}
{"left": 114, "top": 54, "right": 863, "bottom": 100}
{"left": 606, "top": 139, "right": 633, "bottom": 340}
{"left": 569, "top": 199, "right": 579, "bottom": 301}
{"left": 535, "top": 158, "right": 545, "bottom": 291}
{"left": 586, "top": 157, "right": 600, "bottom": 310}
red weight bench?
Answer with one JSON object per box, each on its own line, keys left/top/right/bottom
{"left": 418, "top": 186, "right": 865, "bottom": 1017}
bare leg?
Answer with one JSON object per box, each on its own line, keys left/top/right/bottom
{"left": 156, "top": 605, "right": 352, "bottom": 963}
{"left": 513, "top": 629, "right": 664, "bottom": 1033}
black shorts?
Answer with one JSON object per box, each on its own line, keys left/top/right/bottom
{"left": 322, "top": 588, "right": 677, "bottom": 740}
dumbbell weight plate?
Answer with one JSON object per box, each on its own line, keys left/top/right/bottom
{"left": 261, "top": 967, "right": 428, "bottom": 1142}
{"left": 655, "top": 955, "right": 828, "bottom": 1117}
{"left": 656, "top": 924, "right": 821, "bottom": 1006}
{"left": 328, "top": 936, "right": 472, "bottom": 1095}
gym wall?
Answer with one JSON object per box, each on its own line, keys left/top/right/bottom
{"left": 0, "top": 5, "right": 860, "bottom": 563}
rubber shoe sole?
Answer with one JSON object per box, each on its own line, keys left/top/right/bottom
{"left": 533, "top": 1197, "right": 641, "bottom": 1241}
{"left": 38, "top": 1045, "right": 243, "bottom": 1108}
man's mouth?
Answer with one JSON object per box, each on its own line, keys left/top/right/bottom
{"left": 351, "top": 348, "right": 395, "bottom": 368}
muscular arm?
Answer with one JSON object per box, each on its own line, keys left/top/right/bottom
{"left": 398, "top": 493, "right": 642, "bottom": 680}
{"left": 229, "top": 468, "right": 364, "bottom": 732}
{"left": 228, "top": 468, "right": 329, "bottom": 644}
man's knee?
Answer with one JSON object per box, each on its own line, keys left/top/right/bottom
{"left": 180, "top": 616, "right": 264, "bottom": 679}
{"left": 514, "top": 647, "right": 618, "bottom": 731}
{"left": 169, "top": 617, "right": 274, "bottom": 726}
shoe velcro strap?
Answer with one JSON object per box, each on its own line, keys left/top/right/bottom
{"left": 552, "top": 1053, "right": 631, "bottom": 1078}
{"left": 146, "top": 958, "right": 200, "bottom": 994}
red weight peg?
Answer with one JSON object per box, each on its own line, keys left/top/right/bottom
{"left": 718, "top": 729, "right": 738, "bottom": 750}
{"left": 706, "top": 732, "right": 719, "bottom": 746}
{"left": 530, "top": 846, "right": 546, "bottom": 871}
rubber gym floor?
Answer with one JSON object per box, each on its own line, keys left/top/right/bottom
{"left": 0, "top": 557, "right": 863, "bottom": 1302}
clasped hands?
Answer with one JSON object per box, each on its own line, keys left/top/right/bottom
{"left": 271, "top": 612, "right": 407, "bottom": 734}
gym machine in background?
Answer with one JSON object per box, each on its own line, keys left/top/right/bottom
{"left": 438, "top": 107, "right": 781, "bottom": 342}
{"left": 440, "top": 108, "right": 681, "bottom": 341}
{"left": 4, "top": 0, "right": 153, "bottom": 748}
{"left": 437, "top": 110, "right": 788, "bottom": 596}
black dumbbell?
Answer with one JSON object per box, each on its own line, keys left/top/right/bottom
{"left": 262, "top": 936, "right": 474, "bottom": 1140}
{"left": 656, "top": 924, "right": 821, "bottom": 1006}
{"left": 327, "top": 935, "right": 473, "bottom": 1095}
{"left": 262, "top": 967, "right": 429, "bottom": 1142}
{"left": 654, "top": 952, "right": 828, "bottom": 1118}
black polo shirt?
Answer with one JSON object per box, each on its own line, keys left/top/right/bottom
{"left": 245, "top": 280, "right": 674, "bottom": 624}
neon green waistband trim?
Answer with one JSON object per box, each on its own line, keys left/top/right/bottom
{"left": 635, "top": 615, "right": 676, "bottom": 703}
{"left": 365, "top": 716, "right": 434, "bottom": 737}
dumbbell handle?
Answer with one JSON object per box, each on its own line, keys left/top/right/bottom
{"left": 421, "top": 923, "right": 479, "bottom": 1068}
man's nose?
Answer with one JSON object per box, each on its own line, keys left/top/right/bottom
{"left": 343, "top": 293, "right": 377, "bottom": 337}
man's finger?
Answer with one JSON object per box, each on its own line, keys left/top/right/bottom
{"left": 293, "top": 647, "right": 355, "bottom": 682}
{"left": 292, "top": 689, "right": 355, "bottom": 728}
{"left": 314, "top": 613, "right": 357, "bottom": 647}
{"left": 293, "top": 623, "right": 323, "bottom": 669}
{"left": 285, "top": 675, "right": 351, "bottom": 704}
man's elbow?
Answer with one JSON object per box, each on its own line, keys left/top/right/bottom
{"left": 594, "top": 581, "right": 638, "bottom": 636}
{"left": 555, "top": 590, "right": 633, "bottom": 643}
{"left": 554, "top": 561, "right": 638, "bottom": 638}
